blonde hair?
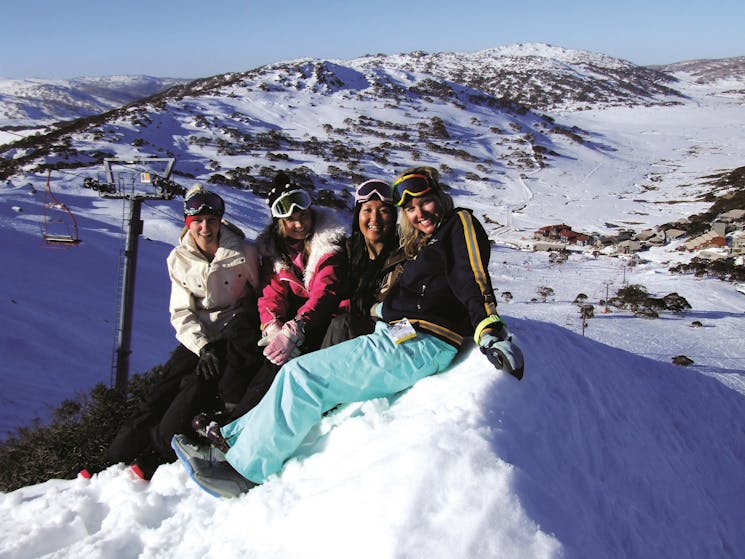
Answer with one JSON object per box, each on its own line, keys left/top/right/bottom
{"left": 184, "top": 183, "right": 205, "bottom": 199}
{"left": 396, "top": 166, "right": 454, "bottom": 259}
{"left": 273, "top": 208, "right": 316, "bottom": 263}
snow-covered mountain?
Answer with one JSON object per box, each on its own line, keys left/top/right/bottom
{"left": 0, "top": 44, "right": 718, "bottom": 235}
{"left": 352, "top": 43, "right": 684, "bottom": 110}
{"left": 1, "top": 44, "right": 744, "bottom": 558}
{"left": 2, "top": 42, "right": 744, "bottom": 430}
{"left": 652, "top": 55, "right": 745, "bottom": 83}
{"left": 0, "top": 75, "right": 188, "bottom": 134}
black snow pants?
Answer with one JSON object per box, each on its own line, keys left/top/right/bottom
{"left": 108, "top": 308, "right": 262, "bottom": 466}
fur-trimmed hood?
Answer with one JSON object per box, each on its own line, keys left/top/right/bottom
{"left": 256, "top": 206, "right": 348, "bottom": 289}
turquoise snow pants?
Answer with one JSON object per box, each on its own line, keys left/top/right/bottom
{"left": 221, "top": 321, "right": 458, "bottom": 483}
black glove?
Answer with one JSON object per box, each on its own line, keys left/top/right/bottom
{"left": 196, "top": 343, "right": 221, "bottom": 380}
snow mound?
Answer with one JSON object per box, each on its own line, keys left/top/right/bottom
{"left": 2, "top": 317, "right": 743, "bottom": 559}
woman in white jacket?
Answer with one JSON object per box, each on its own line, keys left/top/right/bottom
{"left": 107, "top": 185, "right": 261, "bottom": 480}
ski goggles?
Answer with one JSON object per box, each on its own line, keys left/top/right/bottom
{"left": 392, "top": 173, "right": 433, "bottom": 207}
{"left": 270, "top": 188, "right": 313, "bottom": 218}
{"left": 355, "top": 179, "right": 393, "bottom": 204}
{"left": 183, "top": 190, "right": 225, "bottom": 217}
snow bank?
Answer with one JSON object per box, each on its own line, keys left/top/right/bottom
{"left": 2, "top": 318, "right": 743, "bottom": 558}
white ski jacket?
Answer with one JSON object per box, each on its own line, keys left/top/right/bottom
{"left": 167, "top": 221, "right": 260, "bottom": 355}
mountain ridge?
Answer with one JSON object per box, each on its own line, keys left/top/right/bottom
{"left": 650, "top": 55, "right": 745, "bottom": 83}
{"left": 4, "top": 44, "right": 745, "bottom": 135}
{"left": 3, "top": 44, "right": 744, "bottom": 244}
{"left": 0, "top": 75, "right": 188, "bottom": 129}
{"left": 350, "top": 42, "right": 684, "bottom": 110}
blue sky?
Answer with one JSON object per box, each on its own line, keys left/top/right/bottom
{"left": 2, "top": 0, "right": 744, "bottom": 79}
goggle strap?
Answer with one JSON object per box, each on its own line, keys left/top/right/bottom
{"left": 392, "top": 173, "right": 430, "bottom": 188}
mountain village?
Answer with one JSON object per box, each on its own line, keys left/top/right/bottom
{"left": 531, "top": 206, "right": 745, "bottom": 258}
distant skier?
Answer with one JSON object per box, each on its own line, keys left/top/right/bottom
{"left": 172, "top": 166, "right": 525, "bottom": 497}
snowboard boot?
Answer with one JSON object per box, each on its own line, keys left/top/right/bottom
{"left": 191, "top": 459, "right": 257, "bottom": 498}
{"left": 191, "top": 412, "right": 230, "bottom": 453}
{"left": 171, "top": 434, "right": 253, "bottom": 498}
{"left": 171, "top": 434, "right": 226, "bottom": 472}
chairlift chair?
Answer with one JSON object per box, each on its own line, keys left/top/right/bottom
{"left": 42, "top": 170, "right": 80, "bottom": 246}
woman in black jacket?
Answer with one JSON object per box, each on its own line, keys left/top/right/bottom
{"left": 322, "top": 179, "right": 403, "bottom": 347}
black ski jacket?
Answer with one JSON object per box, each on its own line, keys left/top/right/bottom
{"left": 380, "top": 208, "right": 499, "bottom": 347}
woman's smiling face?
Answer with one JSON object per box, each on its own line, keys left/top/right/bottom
{"left": 358, "top": 199, "right": 395, "bottom": 245}
{"left": 403, "top": 194, "right": 442, "bottom": 235}
{"left": 280, "top": 209, "right": 314, "bottom": 241}
{"left": 188, "top": 214, "right": 221, "bottom": 252}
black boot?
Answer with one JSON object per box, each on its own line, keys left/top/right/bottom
{"left": 191, "top": 413, "right": 230, "bottom": 453}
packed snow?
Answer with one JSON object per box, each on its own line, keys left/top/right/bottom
{"left": 1, "top": 314, "right": 743, "bottom": 558}
{"left": 1, "top": 53, "right": 744, "bottom": 558}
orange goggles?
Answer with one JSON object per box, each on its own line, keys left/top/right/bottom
{"left": 392, "top": 174, "right": 432, "bottom": 207}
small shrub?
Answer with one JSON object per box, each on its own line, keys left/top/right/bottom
{"left": 536, "top": 286, "right": 555, "bottom": 303}
{"left": 549, "top": 251, "right": 568, "bottom": 264}
{"left": 615, "top": 284, "right": 649, "bottom": 311}
{"left": 663, "top": 293, "right": 692, "bottom": 312}
{"left": 0, "top": 367, "right": 160, "bottom": 492}
{"left": 315, "top": 189, "right": 348, "bottom": 209}
{"left": 266, "top": 152, "right": 289, "bottom": 161}
{"left": 672, "top": 355, "right": 694, "bottom": 367}
{"left": 634, "top": 307, "right": 659, "bottom": 319}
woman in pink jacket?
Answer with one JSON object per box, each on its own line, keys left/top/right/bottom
{"left": 255, "top": 171, "right": 348, "bottom": 363}
{"left": 192, "top": 171, "right": 348, "bottom": 436}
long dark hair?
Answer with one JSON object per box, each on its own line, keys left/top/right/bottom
{"left": 347, "top": 200, "right": 399, "bottom": 316}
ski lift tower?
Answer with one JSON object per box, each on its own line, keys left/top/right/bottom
{"left": 83, "top": 157, "right": 184, "bottom": 392}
